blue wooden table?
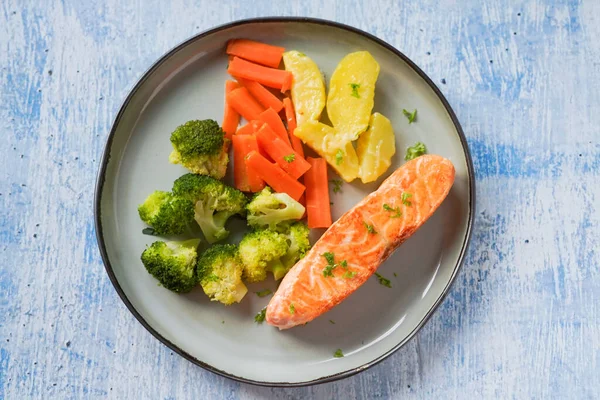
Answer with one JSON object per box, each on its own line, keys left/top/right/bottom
{"left": 1, "top": 1, "right": 598, "bottom": 398}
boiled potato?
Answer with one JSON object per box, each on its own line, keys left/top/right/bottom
{"left": 283, "top": 51, "right": 326, "bottom": 125}
{"left": 294, "top": 121, "right": 359, "bottom": 182}
{"left": 356, "top": 113, "right": 396, "bottom": 183}
{"left": 326, "top": 51, "right": 380, "bottom": 145}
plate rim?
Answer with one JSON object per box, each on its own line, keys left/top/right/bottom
{"left": 94, "top": 16, "right": 476, "bottom": 387}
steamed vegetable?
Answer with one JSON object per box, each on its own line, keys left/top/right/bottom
{"left": 245, "top": 151, "right": 306, "bottom": 201}
{"left": 141, "top": 239, "right": 201, "bottom": 293}
{"left": 222, "top": 80, "right": 241, "bottom": 139}
{"left": 356, "top": 113, "right": 396, "bottom": 183}
{"left": 196, "top": 244, "right": 248, "bottom": 304}
{"left": 304, "top": 157, "right": 332, "bottom": 228}
{"left": 226, "top": 39, "right": 285, "bottom": 68}
{"left": 228, "top": 56, "right": 292, "bottom": 92}
{"left": 137, "top": 191, "right": 194, "bottom": 235}
{"left": 246, "top": 187, "right": 305, "bottom": 230}
{"left": 172, "top": 174, "right": 247, "bottom": 243}
{"left": 169, "top": 119, "right": 229, "bottom": 179}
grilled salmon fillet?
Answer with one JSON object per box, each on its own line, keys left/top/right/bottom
{"left": 266, "top": 155, "right": 455, "bottom": 329}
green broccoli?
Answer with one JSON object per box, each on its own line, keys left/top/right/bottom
{"left": 137, "top": 191, "right": 194, "bottom": 235}
{"left": 172, "top": 174, "right": 248, "bottom": 243}
{"left": 238, "top": 222, "right": 311, "bottom": 282}
{"left": 169, "top": 119, "right": 229, "bottom": 179}
{"left": 238, "top": 229, "right": 289, "bottom": 283}
{"left": 141, "top": 239, "right": 201, "bottom": 293}
{"left": 196, "top": 244, "right": 248, "bottom": 305}
{"left": 246, "top": 187, "right": 305, "bottom": 230}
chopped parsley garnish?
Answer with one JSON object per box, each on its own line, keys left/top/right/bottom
{"left": 255, "top": 289, "right": 272, "bottom": 298}
{"left": 222, "top": 320, "right": 225, "bottom": 324}
{"left": 289, "top": 303, "right": 296, "bottom": 314}
{"left": 254, "top": 307, "right": 266, "bottom": 323}
{"left": 322, "top": 252, "right": 348, "bottom": 277}
{"left": 297, "top": 52, "right": 306, "bottom": 56}
{"left": 374, "top": 272, "right": 392, "bottom": 288}
{"left": 349, "top": 83, "right": 360, "bottom": 98}
{"left": 330, "top": 179, "right": 343, "bottom": 194}
{"left": 402, "top": 192, "right": 413, "bottom": 206}
{"left": 329, "top": 319, "right": 336, "bottom": 324}
{"left": 335, "top": 149, "right": 343, "bottom": 165}
{"left": 393, "top": 272, "right": 398, "bottom": 277}
{"left": 403, "top": 108, "right": 417, "bottom": 124}
{"left": 330, "top": 202, "right": 334, "bottom": 206}
{"left": 333, "top": 349, "right": 344, "bottom": 358}
{"left": 405, "top": 142, "right": 427, "bottom": 161}
{"left": 383, "top": 203, "right": 403, "bottom": 218}
{"left": 284, "top": 154, "right": 295, "bottom": 163}
{"left": 363, "top": 221, "right": 377, "bottom": 234}
{"left": 142, "top": 227, "right": 159, "bottom": 236}
{"left": 343, "top": 270, "right": 357, "bottom": 279}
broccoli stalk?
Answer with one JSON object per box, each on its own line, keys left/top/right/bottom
{"left": 246, "top": 187, "right": 305, "bottom": 230}
{"left": 172, "top": 174, "right": 248, "bottom": 243}
{"left": 169, "top": 119, "right": 229, "bottom": 179}
{"left": 137, "top": 191, "right": 194, "bottom": 235}
{"left": 141, "top": 239, "right": 201, "bottom": 293}
{"left": 196, "top": 244, "right": 248, "bottom": 305}
{"left": 238, "top": 222, "right": 311, "bottom": 282}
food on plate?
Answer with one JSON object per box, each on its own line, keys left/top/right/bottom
{"left": 254, "top": 123, "right": 310, "bottom": 179}
{"left": 402, "top": 108, "right": 417, "bottom": 124}
{"left": 172, "top": 174, "right": 247, "bottom": 243}
{"left": 234, "top": 76, "right": 284, "bottom": 112}
{"left": 257, "top": 107, "right": 291, "bottom": 146}
{"left": 246, "top": 187, "right": 305, "bottom": 230}
{"left": 226, "top": 39, "right": 285, "bottom": 68}
{"left": 227, "top": 56, "right": 292, "bottom": 92}
{"left": 226, "top": 87, "right": 265, "bottom": 122}
{"left": 266, "top": 155, "right": 456, "bottom": 329}
{"left": 304, "top": 157, "right": 332, "bottom": 229}
{"left": 196, "top": 244, "right": 248, "bottom": 305}
{"left": 222, "top": 80, "right": 241, "bottom": 139}
{"left": 282, "top": 50, "right": 326, "bottom": 126}
{"left": 356, "top": 112, "right": 396, "bottom": 183}
{"left": 405, "top": 141, "right": 427, "bottom": 160}
{"left": 231, "top": 134, "right": 265, "bottom": 192}
{"left": 239, "top": 222, "right": 310, "bottom": 282}
{"left": 138, "top": 191, "right": 194, "bottom": 235}
{"left": 169, "top": 119, "right": 229, "bottom": 179}
{"left": 282, "top": 97, "right": 304, "bottom": 157}
{"left": 326, "top": 51, "right": 380, "bottom": 145}
{"left": 245, "top": 151, "right": 306, "bottom": 201}
{"left": 293, "top": 121, "right": 359, "bottom": 182}
{"left": 141, "top": 239, "right": 201, "bottom": 293}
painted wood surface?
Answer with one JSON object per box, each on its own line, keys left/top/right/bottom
{"left": 1, "top": 0, "right": 598, "bottom": 398}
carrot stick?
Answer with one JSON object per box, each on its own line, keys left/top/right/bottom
{"left": 226, "top": 39, "right": 285, "bottom": 68}
{"left": 228, "top": 56, "right": 293, "bottom": 92}
{"left": 232, "top": 135, "right": 265, "bottom": 192}
{"left": 222, "top": 80, "right": 241, "bottom": 139}
{"left": 235, "top": 77, "right": 283, "bottom": 112}
{"left": 226, "top": 87, "right": 265, "bottom": 122}
{"left": 283, "top": 97, "right": 304, "bottom": 157}
{"left": 245, "top": 151, "right": 305, "bottom": 201}
{"left": 255, "top": 123, "right": 311, "bottom": 180}
{"left": 235, "top": 121, "right": 256, "bottom": 135}
{"left": 257, "top": 107, "right": 291, "bottom": 146}
{"left": 304, "top": 157, "right": 332, "bottom": 228}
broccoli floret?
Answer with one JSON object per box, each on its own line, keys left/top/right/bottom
{"left": 172, "top": 174, "right": 248, "bottom": 243}
{"left": 137, "top": 191, "right": 194, "bottom": 235}
{"left": 246, "top": 187, "right": 305, "bottom": 230}
{"left": 196, "top": 244, "right": 248, "bottom": 305}
{"left": 141, "top": 239, "right": 201, "bottom": 293}
{"left": 169, "top": 119, "right": 229, "bottom": 179}
{"left": 277, "top": 222, "right": 311, "bottom": 279}
{"left": 237, "top": 228, "right": 290, "bottom": 283}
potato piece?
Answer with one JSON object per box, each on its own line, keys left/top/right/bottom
{"left": 327, "top": 51, "right": 380, "bottom": 145}
{"left": 294, "top": 121, "right": 359, "bottom": 182}
{"left": 283, "top": 51, "right": 326, "bottom": 125}
{"left": 356, "top": 113, "right": 396, "bottom": 183}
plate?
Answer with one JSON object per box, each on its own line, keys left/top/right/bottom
{"left": 94, "top": 17, "right": 475, "bottom": 386}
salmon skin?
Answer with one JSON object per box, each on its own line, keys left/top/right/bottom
{"left": 266, "top": 155, "right": 455, "bottom": 329}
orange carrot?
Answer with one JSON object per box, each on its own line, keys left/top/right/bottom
{"left": 245, "top": 151, "right": 305, "bottom": 201}
{"left": 226, "top": 39, "right": 285, "bottom": 68}
{"left": 304, "top": 157, "right": 332, "bottom": 228}
{"left": 255, "top": 124, "right": 311, "bottom": 180}
{"left": 235, "top": 121, "right": 256, "bottom": 135}
{"left": 226, "top": 87, "right": 265, "bottom": 122}
{"left": 228, "top": 56, "right": 293, "bottom": 92}
{"left": 232, "top": 135, "right": 265, "bottom": 192}
{"left": 283, "top": 97, "right": 304, "bottom": 157}
{"left": 235, "top": 77, "right": 283, "bottom": 112}
{"left": 222, "top": 80, "right": 241, "bottom": 139}
{"left": 258, "top": 107, "right": 291, "bottom": 146}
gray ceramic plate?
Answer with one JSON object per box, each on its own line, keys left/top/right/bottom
{"left": 95, "top": 17, "right": 474, "bottom": 386}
